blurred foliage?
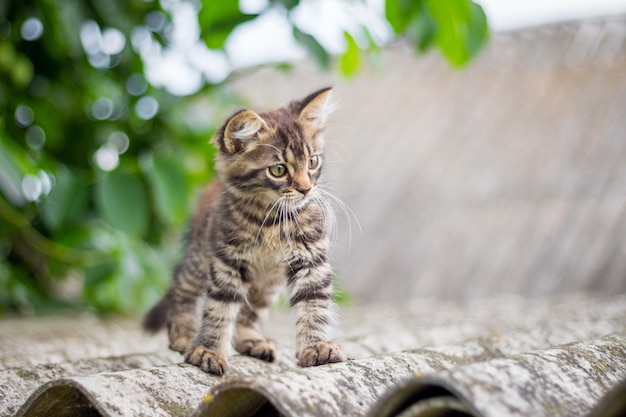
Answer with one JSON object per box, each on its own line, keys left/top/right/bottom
{"left": 0, "top": 0, "right": 488, "bottom": 316}
{"left": 385, "top": 0, "right": 489, "bottom": 66}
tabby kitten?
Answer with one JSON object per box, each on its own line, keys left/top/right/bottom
{"left": 143, "top": 87, "right": 345, "bottom": 375}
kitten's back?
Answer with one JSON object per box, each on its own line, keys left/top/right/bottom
{"left": 190, "top": 180, "right": 223, "bottom": 239}
{"left": 142, "top": 181, "right": 223, "bottom": 333}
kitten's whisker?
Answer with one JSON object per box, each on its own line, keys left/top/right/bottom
{"left": 291, "top": 200, "right": 305, "bottom": 237}
{"left": 312, "top": 194, "right": 338, "bottom": 251}
{"left": 325, "top": 140, "right": 353, "bottom": 162}
{"left": 334, "top": 194, "right": 362, "bottom": 234}
{"left": 324, "top": 197, "right": 339, "bottom": 250}
{"left": 318, "top": 188, "right": 361, "bottom": 250}
{"left": 254, "top": 198, "right": 282, "bottom": 251}
{"left": 274, "top": 199, "right": 291, "bottom": 263}
{"left": 284, "top": 201, "right": 297, "bottom": 255}
{"left": 279, "top": 199, "right": 297, "bottom": 260}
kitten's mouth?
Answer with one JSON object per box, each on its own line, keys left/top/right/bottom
{"left": 282, "top": 191, "right": 312, "bottom": 207}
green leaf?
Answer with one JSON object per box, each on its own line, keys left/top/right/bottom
{"left": 95, "top": 169, "right": 149, "bottom": 237}
{"left": 385, "top": 0, "right": 422, "bottom": 34}
{"left": 466, "top": 2, "right": 489, "bottom": 57}
{"left": 140, "top": 153, "right": 190, "bottom": 226}
{"left": 411, "top": 4, "right": 438, "bottom": 53}
{"left": 11, "top": 55, "right": 35, "bottom": 90}
{"left": 42, "top": 166, "right": 88, "bottom": 231}
{"left": 386, "top": 0, "right": 489, "bottom": 67}
{"left": 84, "top": 259, "right": 117, "bottom": 311}
{"left": 198, "top": 0, "right": 258, "bottom": 49}
{"left": 269, "top": 0, "right": 299, "bottom": 10}
{"left": 293, "top": 27, "right": 330, "bottom": 70}
{"left": 425, "top": 0, "right": 468, "bottom": 66}
{"left": 0, "top": 134, "right": 39, "bottom": 206}
{"left": 0, "top": 42, "right": 17, "bottom": 70}
{"left": 340, "top": 32, "right": 361, "bottom": 77}
{"left": 425, "top": 0, "right": 488, "bottom": 67}
{"left": 0, "top": 146, "right": 26, "bottom": 207}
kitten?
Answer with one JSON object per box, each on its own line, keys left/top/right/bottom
{"left": 143, "top": 87, "right": 346, "bottom": 375}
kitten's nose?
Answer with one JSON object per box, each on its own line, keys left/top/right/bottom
{"left": 296, "top": 186, "right": 311, "bottom": 196}
{"left": 293, "top": 172, "right": 312, "bottom": 196}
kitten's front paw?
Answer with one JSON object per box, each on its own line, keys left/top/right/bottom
{"left": 184, "top": 345, "right": 229, "bottom": 376}
{"left": 236, "top": 337, "right": 277, "bottom": 362}
{"left": 297, "top": 341, "right": 345, "bottom": 367}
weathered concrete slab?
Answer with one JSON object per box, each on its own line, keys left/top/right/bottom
{"left": 2, "top": 294, "right": 625, "bottom": 417}
{"left": 369, "top": 334, "right": 626, "bottom": 417}
{"left": 198, "top": 332, "right": 626, "bottom": 417}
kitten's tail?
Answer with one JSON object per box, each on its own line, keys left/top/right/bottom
{"left": 142, "top": 292, "right": 172, "bottom": 333}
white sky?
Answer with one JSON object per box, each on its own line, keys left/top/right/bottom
{"left": 478, "top": 0, "right": 626, "bottom": 31}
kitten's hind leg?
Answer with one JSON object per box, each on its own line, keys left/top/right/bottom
{"left": 185, "top": 296, "right": 241, "bottom": 375}
{"left": 234, "top": 304, "right": 277, "bottom": 362}
{"left": 185, "top": 260, "right": 250, "bottom": 375}
{"left": 167, "top": 300, "right": 198, "bottom": 353}
{"left": 233, "top": 285, "right": 279, "bottom": 362}
{"left": 166, "top": 265, "right": 202, "bottom": 353}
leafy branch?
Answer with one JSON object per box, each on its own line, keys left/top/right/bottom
{"left": 0, "top": 0, "right": 488, "bottom": 315}
{"left": 0, "top": 194, "right": 101, "bottom": 265}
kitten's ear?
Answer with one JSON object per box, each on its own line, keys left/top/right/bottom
{"left": 214, "top": 109, "right": 267, "bottom": 154}
{"left": 295, "top": 87, "right": 334, "bottom": 129}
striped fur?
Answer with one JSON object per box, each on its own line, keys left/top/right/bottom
{"left": 143, "top": 87, "right": 345, "bottom": 375}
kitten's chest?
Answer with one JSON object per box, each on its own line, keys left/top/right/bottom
{"left": 247, "top": 223, "right": 303, "bottom": 262}
{"left": 235, "top": 221, "right": 312, "bottom": 272}
{"left": 214, "top": 200, "right": 328, "bottom": 273}
{"left": 247, "top": 244, "right": 288, "bottom": 279}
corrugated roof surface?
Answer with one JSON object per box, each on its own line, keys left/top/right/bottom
{"left": 1, "top": 294, "right": 625, "bottom": 417}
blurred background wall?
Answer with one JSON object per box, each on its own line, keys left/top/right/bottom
{"left": 229, "top": 17, "right": 626, "bottom": 302}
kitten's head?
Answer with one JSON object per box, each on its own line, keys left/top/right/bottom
{"left": 212, "top": 87, "right": 334, "bottom": 208}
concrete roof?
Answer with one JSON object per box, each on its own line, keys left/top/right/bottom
{"left": 2, "top": 294, "right": 626, "bottom": 417}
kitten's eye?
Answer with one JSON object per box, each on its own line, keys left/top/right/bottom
{"left": 268, "top": 164, "right": 287, "bottom": 178}
{"left": 308, "top": 155, "right": 320, "bottom": 170}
